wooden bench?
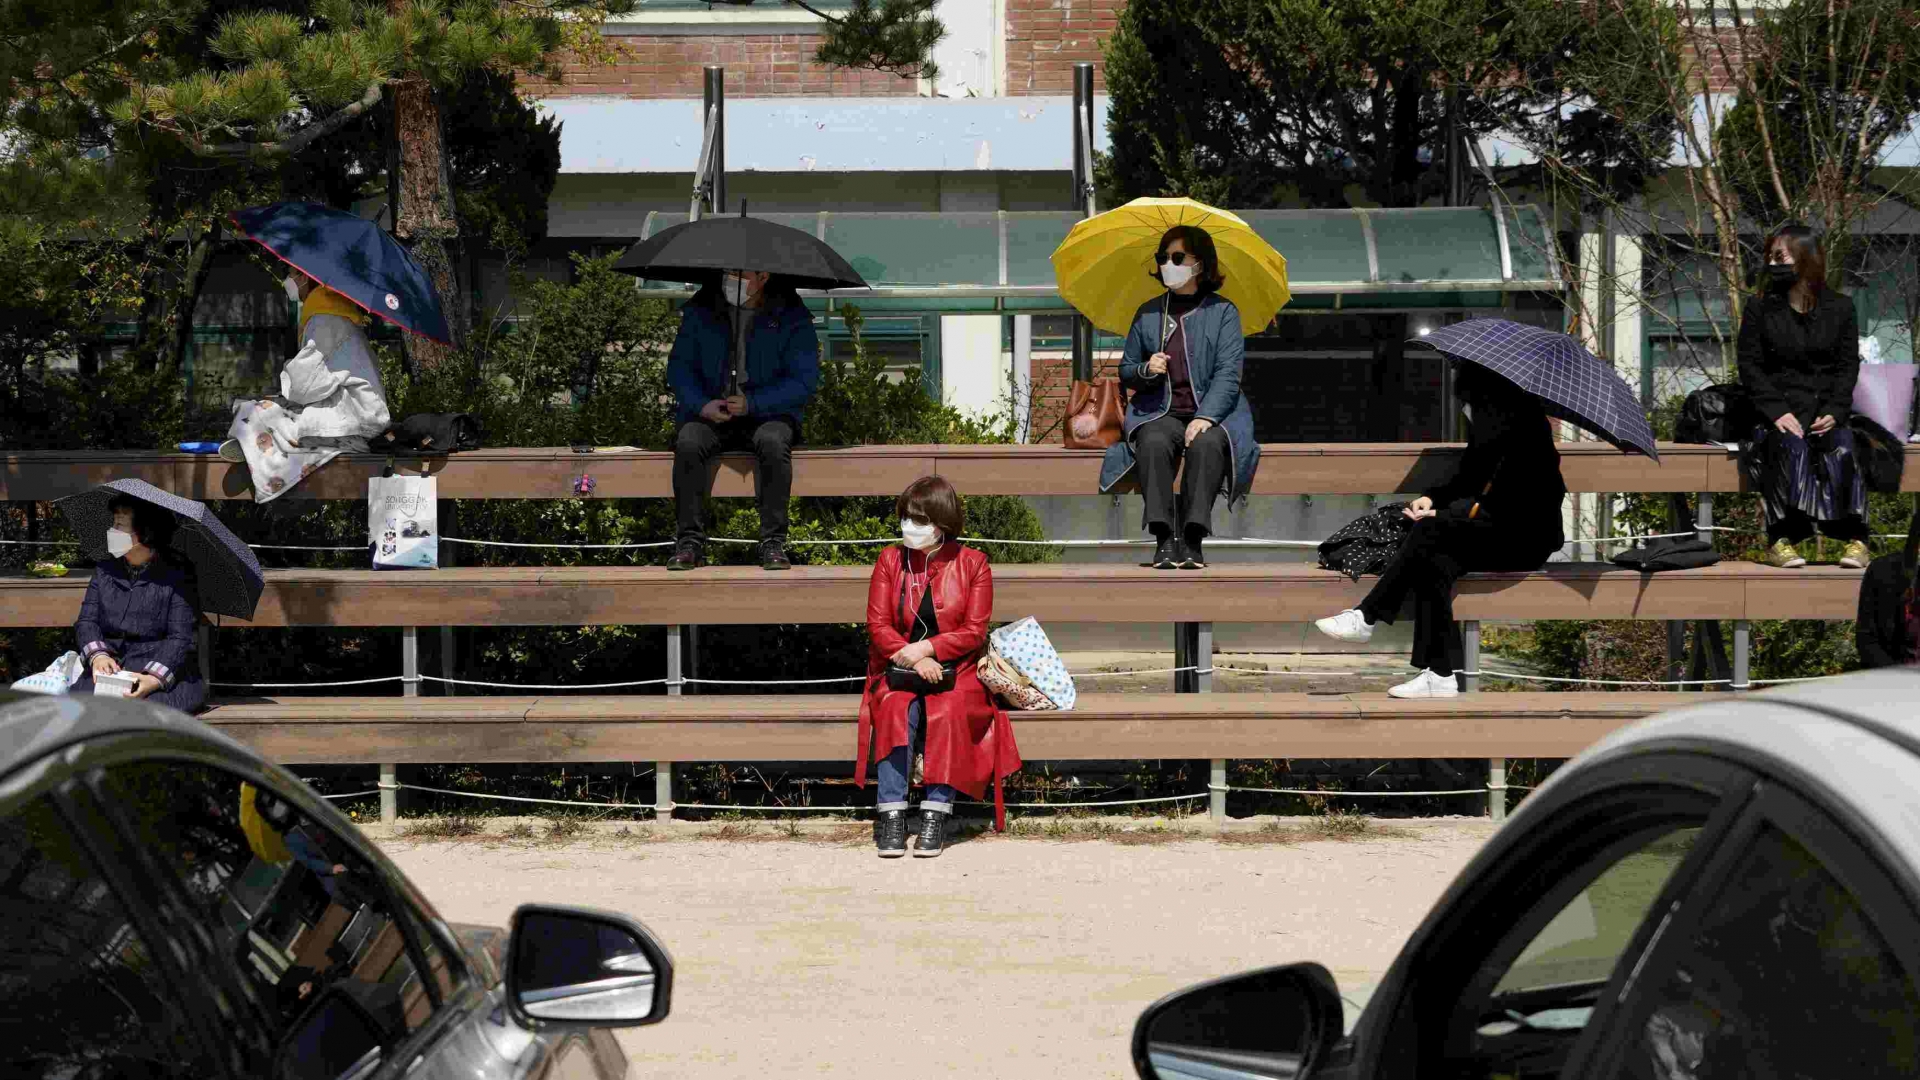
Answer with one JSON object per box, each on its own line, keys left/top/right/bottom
{"left": 205, "top": 690, "right": 1669, "bottom": 823}
{"left": 9, "top": 442, "right": 1916, "bottom": 500}
{"left": 0, "top": 562, "right": 1866, "bottom": 628}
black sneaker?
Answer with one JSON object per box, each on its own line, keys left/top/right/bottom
{"left": 1180, "top": 535, "right": 1206, "bottom": 569}
{"left": 874, "top": 809, "right": 908, "bottom": 858}
{"left": 912, "top": 810, "right": 946, "bottom": 857}
{"left": 1151, "top": 534, "right": 1181, "bottom": 570}
{"left": 760, "top": 539, "right": 791, "bottom": 571}
{"left": 667, "top": 541, "right": 705, "bottom": 571}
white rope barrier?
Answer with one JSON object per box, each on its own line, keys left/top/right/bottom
{"left": 417, "top": 675, "right": 672, "bottom": 690}
{"left": 1217, "top": 783, "right": 1501, "bottom": 797}
{"left": 210, "top": 675, "right": 414, "bottom": 689}
{"left": 1460, "top": 669, "right": 1732, "bottom": 687}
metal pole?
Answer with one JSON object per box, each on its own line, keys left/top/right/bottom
{"left": 1070, "top": 62, "right": 1094, "bottom": 384}
{"left": 660, "top": 625, "right": 681, "bottom": 824}
{"left": 1695, "top": 491, "right": 1714, "bottom": 546}
{"left": 1209, "top": 759, "right": 1226, "bottom": 827}
{"left": 704, "top": 67, "right": 725, "bottom": 215}
{"left": 1445, "top": 87, "right": 1466, "bottom": 208}
{"left": 1461, "top": 620, "right": 1480, "bottom": 694}
{"left": 1732, "top": 621, "right": 1751, "bottom": 692}
{"left": 383, "top": 626, "right": 417, "bottom": 826}
{"left": 1195, "top": 622, "right": 1213, "bottom": 693}
{"left": 1489, "top": 757, "right": 1508, "bottom": 825}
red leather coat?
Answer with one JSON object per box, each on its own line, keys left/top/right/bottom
{"left": 857, "top": 541, "right": 1022, "bottom": 830}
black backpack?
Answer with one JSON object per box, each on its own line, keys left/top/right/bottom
{"left": 372, "top": 413, "right": 483, "bottom": 456}
{"left": 1674, "top": 384, "right": 1759, "bottom": 444}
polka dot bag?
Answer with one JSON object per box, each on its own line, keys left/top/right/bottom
{"left": 985, "top": 617, "right": 1076, "bottom": 711}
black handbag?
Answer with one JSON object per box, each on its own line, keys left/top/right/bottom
{"left": 885, "top": 662, "right": 956, "bottom": 694}
{"left": 372, "top": 412, "right": 483, "bottom": 456}
{"left": 1674, "top": 384, "right": 1758, "bottom": 444}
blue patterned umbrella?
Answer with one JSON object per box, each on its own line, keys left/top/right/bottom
{"left": 232, "top": 201, "right": 451, "bottom": 344}
{"left": 1414, "top": 318, "right": 1660, "bottom": 460}
{"left": 55, "top": 480, "right": 265, "bottom": 619}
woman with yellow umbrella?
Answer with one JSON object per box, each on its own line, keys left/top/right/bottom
{"left": 1055, "top": 199, "right": 1290, "bottom": 569}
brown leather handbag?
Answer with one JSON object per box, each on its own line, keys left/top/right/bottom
{"left": 1064, "top": 376, "right": 1124, "bottom": 449}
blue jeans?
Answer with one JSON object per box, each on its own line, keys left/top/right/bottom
{"left": 877, "top": 699, "right": 956, "bottom": 812}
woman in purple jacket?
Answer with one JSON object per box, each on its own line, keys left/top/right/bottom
{"left": 72, "top": 495, "right": 207, "bottom": 713}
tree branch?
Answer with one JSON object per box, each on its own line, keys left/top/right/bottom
{"left": 192, "top": 80, "right": 385, "bottom": 158}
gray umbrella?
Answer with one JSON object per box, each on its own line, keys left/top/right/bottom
{"left": 55, "top": 479, "right": 266, "bottom": 619}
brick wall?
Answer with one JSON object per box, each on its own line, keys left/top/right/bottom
{"left": 1004, "top": 0, "right": 1120, "bottom": 95}
{"left": 541, "top": 35, "right": 920, "bottom": 99}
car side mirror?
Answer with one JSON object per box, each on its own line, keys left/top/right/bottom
{"left": 1131, "top": 962, "right": 1344, "bottom": 1080}
{"left": 506, "top": 904, "right": 674, "bottom": 1029}
{"left": 276, "top": 985, "right": 386, "bottom": 1080}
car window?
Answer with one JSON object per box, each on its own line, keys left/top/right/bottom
{"left": 1495, "top": 829, "right": 1698, "bottom": 1001}
{"left": 1605, "top": 822, "right": 1920, "bottom": 1080}
{"left": 0, "top": 796, "right": 219, "bottom": 1079}
{"left": 99, "top": 762, "right": 468, "bottom": 1074}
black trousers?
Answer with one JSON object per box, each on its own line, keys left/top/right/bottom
{"left": 1357, "top": 515, "right": 1559, "bottom": 676}
{"left": 1133, "top": 414, "right": 1231, "bottom": 537}
{"left": 673, "top": 417, "right": 794, "bottom": 544}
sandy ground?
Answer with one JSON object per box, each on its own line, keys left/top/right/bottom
{"left": 383, "top": 817, "right": 1496, "bottom": 1079}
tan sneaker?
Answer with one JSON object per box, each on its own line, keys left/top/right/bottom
{"left": 1839, "top": 540, "right": 1871, "bottom": 569}
{"left": 1765, "top": 540, "right": 1807, "bottom": 569}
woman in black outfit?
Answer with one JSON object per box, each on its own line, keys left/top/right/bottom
{"left": 1314, "top": 363, "right": 1567, "bottom": 698}
{"left": 1855, "top": 498, "right": 1920, "bottom": 668}
{"left": 1738, "top": 224, "right": 1869, "bottom": 570}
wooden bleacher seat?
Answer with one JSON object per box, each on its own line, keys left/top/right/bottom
{"left": 8, "top": 442, "right": 1915, "bottom": 501}
{"left": 0, "top": 562, "right": 1867, "bottom": 628}
{"left": 203, "top": 691, "right": 1670, "bottom": 766}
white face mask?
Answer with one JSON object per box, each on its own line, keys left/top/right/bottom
{"left": 900, "top": 519, "right": 943, "bottom": 551}
{"left": 722, "top": 273, "right": 755, "bottom": 307}
{"left": 283, "top": 276, "right": 303, "bottom": 306}
{"left": 106, "top": 527, "right": 135, "bottom": 558}
{"left": 1160, "top": 261, "right": 1196, "bottom": 290}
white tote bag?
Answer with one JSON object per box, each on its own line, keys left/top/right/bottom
{"left": 369, "top": 474, "right": 439, "bottom": 569}
{"left": 987, "top": 617, "right": 1076, "bottom": 711}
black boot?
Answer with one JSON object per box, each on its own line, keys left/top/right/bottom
{"left": 874, "top": 809, "right": 907, "bottom": 858}
{"left": 912, "top": 809, "right": 947, "bottom": 857}
{"left": 760, "top": 538, "right": 791, "bottom": 571}
{"left": 668, "top": 540, "right": 705, "bottom": 571}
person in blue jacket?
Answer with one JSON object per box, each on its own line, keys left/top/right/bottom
{"left": 665, "top": 270, "right": 821, "bottom": 571}
{"left": 1098, "top": 226, "right": 1260, "bottom": 570}
{"left": 72, "top": 496, "right": 207, "bottom": 713}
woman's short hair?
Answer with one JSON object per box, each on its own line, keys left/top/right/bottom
{"left": 106, "top": 495, "right": 175, "bottom": 551}
{"left": 1763, "top": 224, "right": 1827, "bottom": 294}
{"left": 896, "top": 475, "right": 964, "bottom": 538}
{"left": 1149, "top": 225, "right": 1227, "bottom": 294}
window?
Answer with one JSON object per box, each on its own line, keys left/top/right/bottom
{"left": 1606, "top": 823, "right": 1920, "bottom": 1080}
{"left": 101, "top": 762, "right": 467, "bottom": 1073}
{"left": 0, "top": 797, "right": 216, "bottom": 1079}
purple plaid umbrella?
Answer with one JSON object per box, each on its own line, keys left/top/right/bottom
{"left": 55, "top": 479, "right": 265, "bottom": 619}
{"left": 1413, "top": 318, "right": 1660, "bottom": 460}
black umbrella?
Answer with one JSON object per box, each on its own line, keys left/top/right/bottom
{"left": 1413, "top": 318, "right": 1660, "bottom": 461}
{"left": 614, "top": 202, "right": 869, "bottom": 290}
{"left": 55, "top": 480, "right": 266, "bottom": 620}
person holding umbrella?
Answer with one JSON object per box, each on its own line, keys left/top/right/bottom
{"left": 1314, "top": 319, "right": 1658, "bottom": 698}
{"left": 220, "top": 203, "right": 450, "bottom": 502}
{"left": 1052, "top": 199, "right": 1290, "bottom": 569}
{"left": 70, "top": 494, "right": 206, "bottom": 711}
{"left": 617, "top": 205, "right": 863, "bottom": 571}
{"left": 58, "top": 479, "right": 268, "bottom": 712}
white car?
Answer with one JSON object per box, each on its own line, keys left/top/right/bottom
{"left": 1133, "top": 670, "right": 1920, "bottom": 1080}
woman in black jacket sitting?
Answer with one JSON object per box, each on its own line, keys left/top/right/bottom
{"left": 1313, "top": 363, "right": 1567, "bottom": 697}
{"left": 1739, "top": 224, "right": 1869, "bottom": 570}
{"left": 1856, "top": 498, "right": 1920, "bottom": 668}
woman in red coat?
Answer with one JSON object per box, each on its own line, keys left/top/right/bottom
{"left": 858, "top": 476, "right": 1021, "bottom": 857}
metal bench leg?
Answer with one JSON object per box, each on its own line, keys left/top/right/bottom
{"left": 660, "top": 625, "right": 682, "bottom": 824}
{"left": 383, "top": 627, "right": 418, "bottom": 826}
{"left": 1732, "top": 620, "right": 1750, "bottom": 692}
{"left": 1209, "top": 759, "right": 1226, "bottom": 827}
{"left": 1489, "top": 757, "right": 1508, "bottom": 825}
{"left": 1461, "top": 620, "right": 1502, "bottom": 821}
{"left": 655, "top": 764, "right": 674, "bottom": 826}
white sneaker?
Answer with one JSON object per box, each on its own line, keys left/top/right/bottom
{"left": 1314, "top": 609, "right": 1374, "bottom": 643}
{"left": 1388, "top": 669, "right": 1460, "bottom": 699}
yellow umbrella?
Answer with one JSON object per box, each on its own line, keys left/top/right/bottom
{"left": 1050, "top": 197, "right": 1290, "bottom": 338}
